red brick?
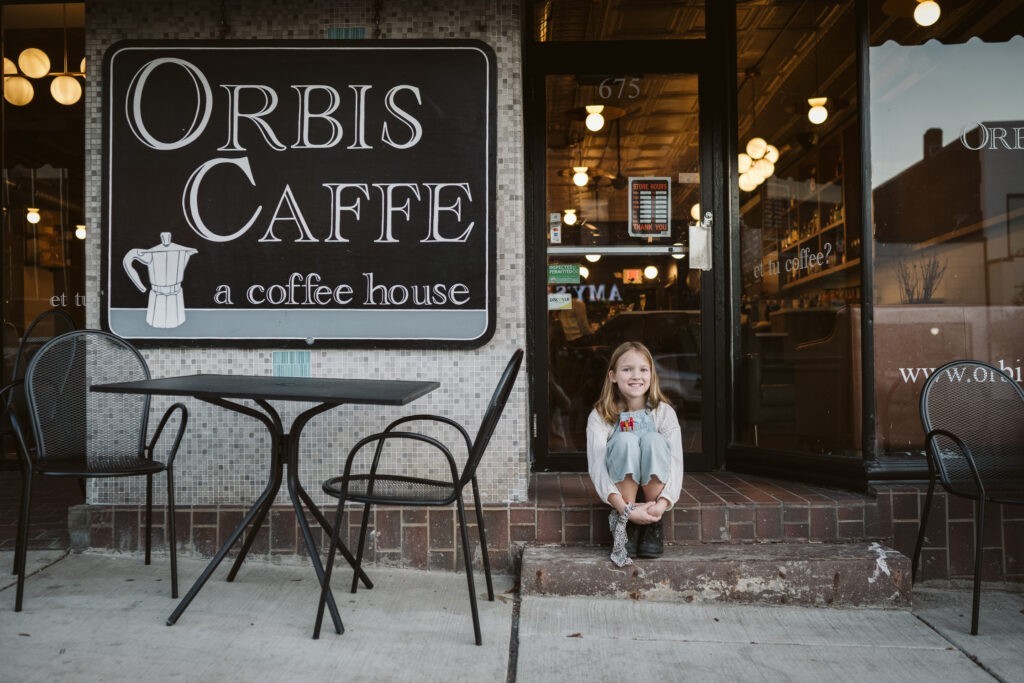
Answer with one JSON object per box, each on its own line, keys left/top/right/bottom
{"left": 755, "top": 506, "right": 783, "bottom": 540}
{"left": 1004, "top": 520, "right": 1024, "bottom": 575}
{"left": 536, "top": 509, "right": 562, "bottom": 543}
{"left": 402, "top": 525, "right": 428, "bottom": 569}
{"left": 947, "top": 520, "right": 976, "bottom": 577}
{"left": 402, "top": 509, "right": 427, "bottom": 524}
{"left": 510, "top": 508, "right": 535, "bottom": 525}
{"left": 482, "top": 508, "right": 509, "bottom": 551}
{"left": 270, "top": 509, "right": 296, "bottom": 552}
{"left": 701, "top": 508, "right": 727, "bottom": 541}
{"left": 891, "top": 491, "right": 919, "bottom": 520}
{"left": 810, "top": 507, "right": 838, "bottom": 541}
{"left": 429, "top": 509, "right": 455, "bottom": 549}
{"left": 374, "top": 510, "right": 401, "bottom": 550}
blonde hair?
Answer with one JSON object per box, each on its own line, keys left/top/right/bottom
{"left": 593, "top": 341, "right": 671, "bottom": 423}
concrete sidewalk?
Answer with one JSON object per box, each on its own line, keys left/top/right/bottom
{"left": 2, "top": 550, "right": 1021, "bottom": 682}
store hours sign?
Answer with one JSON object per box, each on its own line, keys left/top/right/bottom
{"left": 102, "top": 40, "right": 496, "bottom": 347}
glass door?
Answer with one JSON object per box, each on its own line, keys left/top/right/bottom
{"left": 531, "top": 50, "right": 718, "bottom": 471}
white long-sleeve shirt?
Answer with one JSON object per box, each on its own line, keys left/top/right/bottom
{"left": 586, "top": 403, "right": 685, "bottom": 510}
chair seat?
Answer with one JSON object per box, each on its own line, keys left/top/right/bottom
{"left": 323, "top": 473, "right": 456, "bottom": 506}
{"left": 34, "top": 455, "right": 167, "bottom": 477}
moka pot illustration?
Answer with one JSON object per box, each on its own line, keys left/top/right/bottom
{"left": 123, "top": 232, "right": 198, "bottom": 328}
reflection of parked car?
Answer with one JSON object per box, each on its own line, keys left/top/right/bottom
{"left": 565, "top": 310, "right": 702, "bottom": 413}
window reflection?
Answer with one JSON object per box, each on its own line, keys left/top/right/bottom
{"left": 870, "top": 34, "right": 1024, "bottom": 455}
{"left": 736, "top": 2, "right": 861, "bottom": 456}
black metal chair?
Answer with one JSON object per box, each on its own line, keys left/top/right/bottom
{"left": 314, "top": 348, "right": 523, "bottom": 644}
{"left": 913, "top": 359, "right": 1024, "bottom": 635}
{"left": 6, "top": 329, "right": 188, "bottom": 611}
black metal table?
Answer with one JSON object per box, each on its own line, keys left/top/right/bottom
{"left": 92, "top": 373, "right": 439, "bottom": 635}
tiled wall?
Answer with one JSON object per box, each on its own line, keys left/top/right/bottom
{"left": 84, "top": 1, "right": 529, "bottom": 508}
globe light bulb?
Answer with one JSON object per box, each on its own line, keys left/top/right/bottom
{"left": 585, "top": 254, "right": 602, "bottom": 263}
{"left": 572, "top": 167, "right": 589, "bottom": 187}
{"left": 738, "top": 153, "right": 752, "bottom": 173}
{"left": 18, "top": 48, "right": 50, "bottom": 79}
{"left": 26, "top": 207, "right": 41, "bottom": 224}
{"left": 671, "top": 243, "right": 685, "bottom": 260}
{"left": 75, "top": 224, "right": 87, "bottom": 240}
{"left": 746, "top": 137, "right": 768, "bottom": 160}
{"left": 51, "top": 75, "right": 82, "bottom": 105}
{"left": 914, "top": 0, "right": 940, "bottom": 27}
{"left": 764, "top": 144, "right": 780, "bottom": 164}
{"left": 584, "top": 105, "right": 605, "bottom": 132}
{"left": 753, "top": 158, "right": 775, "bottom": 178}
{"left": 690, "top": 203, "right": 700, "bottom": 221}
{"left": 807, "top": 97, "right": 828, "bottom": 125}
{"left": 738, "top": 173, "right": 757, "bottom": 192}
{"left": 643, "top": 265, "right": 659, "bottom": 280}
{"left": 3, "top": 75, "right": 34, "bottom": 106}
{"left": 579, "top": 265, "right": 590, "bottom": 279}
{"left": 562, "top": 209, "right": 578, "bottom": 226}
{"left": 3, "top": 57, "right": 16, "bottom": 75}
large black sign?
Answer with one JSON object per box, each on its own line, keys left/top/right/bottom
{"left": 102, "top": 40, "right": 496, "bottom": 347}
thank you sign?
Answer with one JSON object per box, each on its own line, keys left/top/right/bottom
{"left": 102, "top": 40, "right": 496, "bottom": 346}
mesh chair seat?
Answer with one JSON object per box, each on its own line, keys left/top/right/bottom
{"left": 324, "top": 473, "right": 456, "bottom": 506}
{"left": 937, "top": 448, "right": 1024, "bottom": 503}
{"left": 34, "top": 454, "right": 168, "bottom": 477}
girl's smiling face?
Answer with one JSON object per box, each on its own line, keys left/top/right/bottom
{"left": 609, "top": 349, "right": 651, "bottom": 410}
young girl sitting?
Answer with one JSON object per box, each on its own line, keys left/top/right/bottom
{"left": 586, "top": 341, "right": 684, "bottom": 565}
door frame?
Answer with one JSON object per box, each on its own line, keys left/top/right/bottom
{"left": 523, "top": 25, "right": 735, "bottom": 472}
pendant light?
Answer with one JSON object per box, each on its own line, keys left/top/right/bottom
{"left": 26, "top": 169, "right": 41, "bottom": 224}
{"left": 914, "top": 0, "right": 940, "bottom": 27}
{"left": 739, "top": 71, "right": 779, "bottom": 192}
{"left": 50, "top": 3, "right": 83, "bottom": 105}
{"left": 807, "top": 27, "right": 828, "bottom": 125}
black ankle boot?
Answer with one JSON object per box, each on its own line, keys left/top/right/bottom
{"left": 637, "top": 521, "right": 663, "bottom": 558}
{"left": 625, "top": 521, "right": 641, "bottom": 556}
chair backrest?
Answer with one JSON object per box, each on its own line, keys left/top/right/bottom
{"left": 2, "top": 309, "right": 77, "bottom": 451}
{"left": 9, "top": 309, "right": 77, "bottom": 385}
{"left": 22, "top": 330, "right": 152, "bottom": 463}
{"left": 460, "top": 349, "right": 524, "bottom": 488}
{"left": 919, "top": 359, "right": 1024, "bottom": 495}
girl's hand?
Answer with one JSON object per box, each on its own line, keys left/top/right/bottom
{"left": 627, "top": 504, "right": 660, "bottom": 524}
{"left": 644, "top": 499, "right": 669, "bottom": 522}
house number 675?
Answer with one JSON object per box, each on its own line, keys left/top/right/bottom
{"left": 598, "top": 77, "right": 641, "bottom": 99}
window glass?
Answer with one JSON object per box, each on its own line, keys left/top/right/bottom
{"left": 531, "top": 0, "right": 704, "bottom": 42}
{"left": 869, "top": 1, "right": 1024, "bottom": 457}
{"left": 735, "top": 2, "right": 861, "bottom": 455}
{"left": 2, "top": 3, "right": 87, "bottom": 468}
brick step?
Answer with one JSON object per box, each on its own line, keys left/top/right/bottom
{"left": 520, "top": 542, "right": 911, "bottom": 608}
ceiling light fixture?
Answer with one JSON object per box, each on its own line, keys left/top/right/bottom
{"left": 807, "top": 97, "right": 829, "bottom": 125}
{"left": 914, "top": 0, "right": 941, "bottom": 27}
{"left": 26, "top": 207, "right": 41, "bottom": 224}
{"left": 4, "top": 4, "right": 85, "bottom": 107}
{"left": 585, "top": 254, "right": 602, "bottom": 263}
{"left": 50, "top": 3, "right": 83, "bottom": 105}
{"left": 579, "top": 265, "right": 590, "bottom": 279}
{"left": 75, "top": 224, "right": 87, "bottom": 240}
{"left": 572, "top": 166, "right": 589, "bottom": 187}
{"left": 562, "top": 208, "right": 578, "bottom": 225}
{"left": 644, "top": 265, "right": 659, "bottom": 280}
{"left": 585, "top": 105, "right": 605, "bottom": 132}
{"left": 739, "top": 71, "right": 779, "bottom": 192}
{"left": 807, "top": 29, "right": 828, "bottom": 126}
